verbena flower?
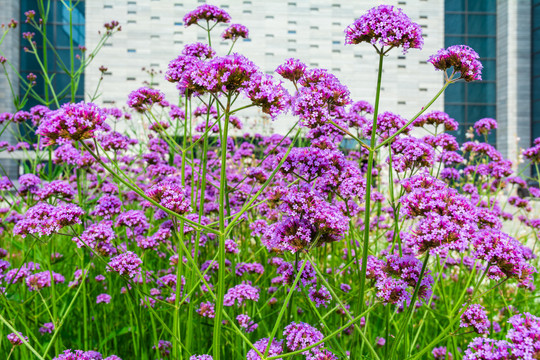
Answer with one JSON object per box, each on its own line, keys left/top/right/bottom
{"left": 96, "top": 293, "right": 112, "bottom": 304}
{"left": 145, "top": 181, "right": 191, "bottom": 214}
{"left": 243, "top": 72, "right": 290, "bottom": 118}
{"left": 432, "top": 347, "right": 453, "bottom": 360}
{"left": 7, "top": 332, "right": 28, "bottom": 346}
{"left": 183, "top": 5, "right": 231, "bottom": 27}
{"left": 107, "top": 251, "right": 143, "bottom": 278}
{"left": 461, "top": 304, "right": 491, "bottom": 334}
{"left": 236, "top": 314, "right": 258, "bottom": 333}
{"left": 345, "top": 5, "right": 423, "bottom": 53}
{"left": 276, "top": 58, "right": 307, "bottom": 83}
{"left": 246, "top": 338, "right": 283, "bottom": 360}
{"left": 463, "top": 338, "right": 511, "bottom": 360}
{"left": 474, "top": 118, "right": 498, "bottom": 136}
{"left": 37, "top": 102, "right": 107, "bottom": 145}
{"left": 222, "top": 24, "right": 249, "bottom": 41}
{"left": 413, "top": 110, "right": 458, "bottom": 131}
{"left": 472, "top": 229, "right": 536, "bottom": 287}
{"left": 39, "top": 322, "right": 55, "bottom": 335}
{"left": 308, "top": 285, "right": 332, "bottom": 307}
{"left": 14, "top": 203, "right": 84, "bottom": 238}
{"left": 223, "top": 282, "right": 259, "bottom": 306}
{"left": 26, "top": 270, "right": 65, "bottom": 291}
{"left": 182, "top": 42, "right": 215, "bottom": 59}
{"left": 196, "top": 301, "right": 215, "bottom": 318}
{"left": 506, "top": 312, "right": 540, "bottom": 358}
{"left": 428, "top": 45, "right": 483, "bottom": 82}
{"left": 283, "top": 321, "right": 324, "bottom": 355}
{"left": 180, "top": 54, "right": 258, "bottom": 95}
{"left": 390, "top": 136, "right": 435, "bottom": 172}
{"left": 127, "top": 87, "right": 168, "bottom": 113}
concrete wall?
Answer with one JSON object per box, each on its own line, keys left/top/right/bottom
{"left": 497, "top": 0, "right": 532, "bottom": 170}
{"left": 0, "top": 0, "right": 20, "bottom": 178}
{"left": 85, "top": 0, "right": 445, "bottom": 136}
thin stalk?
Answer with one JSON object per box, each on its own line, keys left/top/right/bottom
{"left": 358, "top": 50, "right": 385, "bottom": 319}
{"left": 213, "top": 94, "right": 231, "bottom": 360}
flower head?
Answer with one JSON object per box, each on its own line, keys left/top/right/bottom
{"left": 127, "top": 87, "right": 168, "bottom": 112}
{"left": 222, "top": 24, "right": 249, "bottom": 41}
{"left": 107, "top": 251, "right": 142, "bottom": 278}
{"left": 182, "top": 42, "right": 215, "bottom": 59}
{"left": 345, "top": 5, "right": 423, "bottom": 53}
{"left": 7, "top": 332, "right": 28, "bottom": 346}
{"left": 474, "top": 118, "right": 498, "bottom": 136}
{"left": 37, "top": 102, "right": 107, "bottom": 145}
{"left": 461, "top": 304, "right": 491, "bottom": 334}
{"left": 428, "top": 45, "right": 483, "bottom": 82}
{"left": 183, "top": 5, "right": 231, "bottom": 27}
{"left": 276, "top": 58, "right": 307, "bottom": 83}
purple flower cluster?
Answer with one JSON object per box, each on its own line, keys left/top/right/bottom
{"left": 246, "top": 338, "right": 283, "bottom": 360}
{"left": 26, "top": 270, "right": 65, "bottom": 291}
{"left": 390, "top": 136, "right": 435, "bottom": 172}
{"left": 345, "top": 5, "right": 423, "bottom": 53}
{"left": 7, "top": 332, "right": 28, "bottom": 346}
{"left": 460, "top": 304, "right": 490, "bottom": 334}
{"left": 182, "top": 42, "right": 215, "bottom": 59}
{"left": 222, "top": 24, "right": 249, "bottom": 41}
{"left": 146, "top": 181, "right": 191, "bottom": 214}
{"left": 400, "top": 174, "right": 477, "bottom": 254}
{"left": 223, "top": 282, "right": 259, "bottom": 306}
{"left": 14, "top": 203, "right": 84, "bottom": 238}
{"left": 373, "top": 254, "right": 434, "bottom": 306}
{"left": 283, "top": 322, "right": 324, "bottom": 355}
{"left": 428, "top": 45, "right": 483, "bottom": 82}
{"left": 127, "top": 87, "right": 168, "bottom": 113}
{"left": 472, "top": 229, "right": 536, "bottom": 287}
{"left": 263, "top": 187, "right": 349, "bottom": 253}
{"left": 413, "top": 110, "right": 458, "bottom": 131}
{"left": 276, "top": 58, "right": 307, "bottom": 83}
{"left": 236, "top": 314, "right": 258, "bottom": 333}
{"left": 107, "top": 251, "right": 142, "bottom": 278}
{"left": 183, "top": 5, "right": 231, "bottom": 27}
{"left": 474, "top": 118, "right": 498, "bottom": 136}
{"left": 291, "top": 68, "right": 350, "bottom": 128}
{"left": 37, "top": 102, "right": 108, "bottom": 145}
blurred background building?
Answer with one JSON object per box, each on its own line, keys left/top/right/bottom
{"left": 0, "top": 0, "right": 536, "bottom": 169}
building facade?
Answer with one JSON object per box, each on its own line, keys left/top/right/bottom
{"left": 0, "top": 0, "right": 537, "bottom": 166}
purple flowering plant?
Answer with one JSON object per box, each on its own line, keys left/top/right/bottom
{"left": 0, "top": 3, "right": 538, "bottom": 360}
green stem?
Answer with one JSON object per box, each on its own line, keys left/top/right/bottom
{"left": 213, "top": 94, "right": 231, "bottom": 360}
{"left": 357, "top": 50, "right": 385, "bottom": 320}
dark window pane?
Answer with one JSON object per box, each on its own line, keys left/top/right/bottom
{"left": 445, "top": 105, "right": 465, "bottom": 125}
{"left": 467, "top": 82, "right": 496, "bottom": 103}
{"left": 468, "top": 36, "right": 496, "bottom": 58}
{"left": 468, "top": 0, "right": 496, "bottom": 12}
{"left": 468, "top": 105, "right": 496, "bottom": 122}
{"left": 445, "top": 14, "right": 465, "bottom": 34}
{"left": 481, "top": 59, "right": 496, "bottom": 81}
{"left": 468, "top": 15, "right": 496, "bottom": 35}
{"left": 532, "top": 100, "right": 540, "bottom": 122}
{"left": 445, "top": 36, "right": 465, "bottom": 46}
{"left": 533, "top": 29, "right": 540, "bottom": 56}
{"left": 534, "top": 5, "right": 540, "bottom": 29}
{"left": 534, "top": 77, "right": 540, "bottom": 99}
{"left": 445, "top": 0, "right": 465, "bottom": 12}
{"left": 445, "top": 82, "right": 465, "bottom": 103}
{"left": 532, "top": 124, "right": 540, "bottom": 143}
{"left": 534, "top": 79, "right": 540, "bottom": 105}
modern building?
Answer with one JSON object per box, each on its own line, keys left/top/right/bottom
{"left": 84, "top": 0, "right": 443, "bottom": 137}
{"left": 0, "top": 0, "right": 537, "bottom": 171}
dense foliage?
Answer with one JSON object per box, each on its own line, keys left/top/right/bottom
{"left": 0, "top": 3, "right": 538, "bottom": 360}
